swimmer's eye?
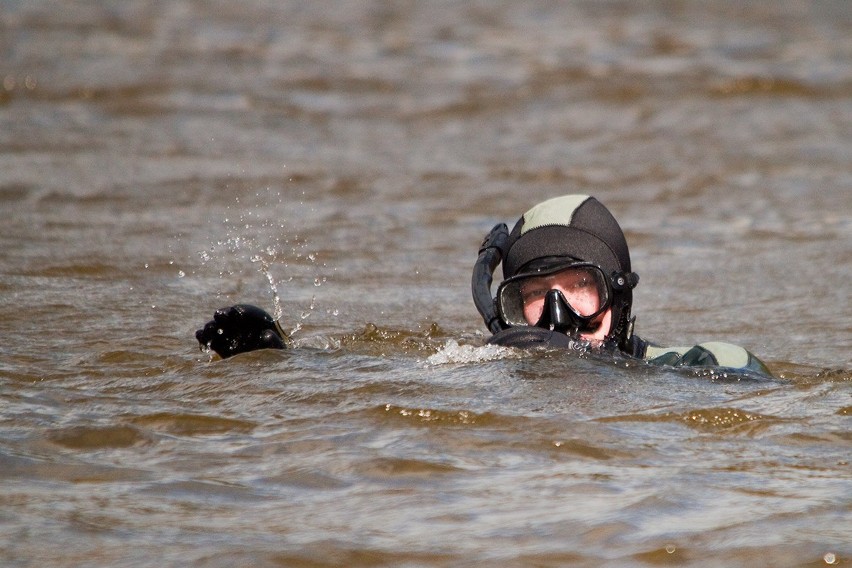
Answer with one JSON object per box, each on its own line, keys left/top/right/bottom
{"left": 521, "top": 286, "right": 549, "bottom": 303}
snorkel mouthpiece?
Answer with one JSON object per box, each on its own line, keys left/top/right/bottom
{"left": 535, "top": 289, "right": 598, "bottom": 336}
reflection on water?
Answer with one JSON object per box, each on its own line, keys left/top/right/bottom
{"left": 1, "top": 1, "right": 850, "bottom": 566}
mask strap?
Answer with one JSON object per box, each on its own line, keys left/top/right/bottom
{"left": 611, "top": 271, "right": 639, "bottom": 290}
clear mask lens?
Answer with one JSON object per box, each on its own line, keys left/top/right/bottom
{"left": 497, "top": 265, "right": 610, "bottom": 327}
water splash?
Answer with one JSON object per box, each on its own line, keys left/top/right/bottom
{"left": 194, "top": 188, "right": 337, "bottom": 334}
{"left": 426, "top": 339, "right": 516, "bottom": 365}
{"left": 250, "top": 252, "right": 283, "bottom": 322}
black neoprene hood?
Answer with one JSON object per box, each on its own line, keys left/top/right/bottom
{"left": 500, "top": 194, "right": 638, "bottom": 349}
{"left": 502, "top": 195, "right": 632, "bottom": 280}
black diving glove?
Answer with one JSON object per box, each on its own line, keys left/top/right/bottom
{"left": 487, "top": 326, "right": 579, "bottom": 350}
{"left": 195, "top": 304, "right": 287, "bottom": 359}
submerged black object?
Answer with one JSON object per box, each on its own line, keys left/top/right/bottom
{"left": 195, "top": 304, "right": 287, "bottom": 358}
{"left": 471, "top": 223, "right": 509, "bottom": 334}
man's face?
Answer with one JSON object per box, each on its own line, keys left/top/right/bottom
{"left": 519, "top": 267, "right": 613, "bottom": 343}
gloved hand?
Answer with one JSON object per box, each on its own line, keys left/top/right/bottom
{"left": 195, "top": 304, "right": 287, "bottom": 358}
{"left": 487, "top": 326, "right": 579, "bottom": 350}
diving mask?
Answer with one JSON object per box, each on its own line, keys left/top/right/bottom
{"left": 496, "top": 263, "right": 611, "bottom": 333}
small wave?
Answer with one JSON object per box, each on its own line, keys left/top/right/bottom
{"left": 707, "top": 75, "right": 840, "bottom": 98}
{"left": 380, "top": 403, "right": 486, "bottom": 425}
{"left": 46, "top": 424, "right": 149, "bottom": 450}
{"left": 129, "top": 412, "right": 257, "bottom": 436}
{"left": 778, "top": 367, "right": 852, "bottom": 385}
{"left": 678, "top": 407, "right": 781, "bottom": 432}
{"left": 336, "top": 322, "right": 450, "bottom": 355}
{"left": 598, "top": 407, "right": 783, "bottom": 434}
{"left": 426, "top": 339, "right": 517, "bottom": 365}
{"left": 352, "top": 456, "right": 464, "bottom": 479}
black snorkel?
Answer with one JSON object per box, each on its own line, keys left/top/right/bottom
{"left": 471, "top": 223, "right": 509, "bottom": 334}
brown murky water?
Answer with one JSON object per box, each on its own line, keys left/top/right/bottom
{"left": 1, "top": 1, "right": 850, "bottom": 566}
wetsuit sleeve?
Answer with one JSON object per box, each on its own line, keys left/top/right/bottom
{"left": 644, "top": 341, "right": 772, "bottom": 376}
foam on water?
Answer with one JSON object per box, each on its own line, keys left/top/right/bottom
{"left": 426, "top": 339, "right": 517, "bottom": 365}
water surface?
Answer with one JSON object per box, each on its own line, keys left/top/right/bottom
{"left": 1, "top": 1, "right": 850, "bottom": 566}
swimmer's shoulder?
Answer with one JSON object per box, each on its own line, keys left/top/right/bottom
{"left": 639, "top": 338, "right": 772, "bottom": 377}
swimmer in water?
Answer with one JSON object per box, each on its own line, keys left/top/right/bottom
{"left": 196, "top": 194, "right": 771, "bottom": 376}
{"left": 471, "top": 194, "right": 771, "bottom": 375}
